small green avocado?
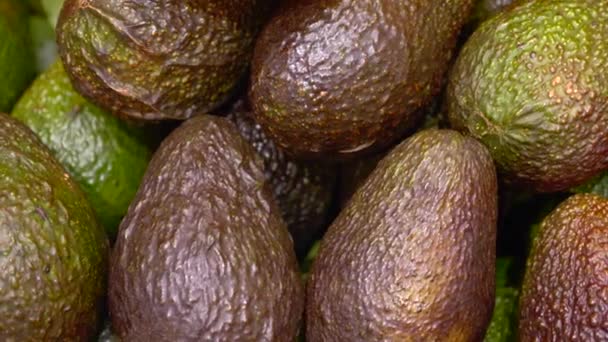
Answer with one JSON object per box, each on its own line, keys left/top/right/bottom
{"left": 56, "top": 0, "right": 276, "bottom": 121}
{"left": 0, "top": 0, "right": 36, "bottom": 112}
{"left": 448, "top": 0, "right": 608, "bottom": 192}
{"left": 109, "top": 115, "right": 304, "bottom": 340}
{"left": 307, "top": 129, "right": 498, "bottom": 340}
{"left": 0, "top": 113, "right": 108, "bottom": 340}
{"left": 12, "top": 59, "right": 151, "bottom": 237}
{"left": 227, "top": 111, "right": 337, "bottom": 258}
{"left": 250, "top": 0, "right": 474, "bottom": 160}
{"left": 519, "top": 193, "right": 608, "bottom": 340}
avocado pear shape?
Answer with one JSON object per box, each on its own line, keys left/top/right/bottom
{"left": 109, "top": 115, "right": 304, "bottom": 340}
{"left": 307, "top": 129, "right": 498, "bottom": 340}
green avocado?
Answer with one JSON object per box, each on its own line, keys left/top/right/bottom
{"left": 12, "top": 59, "right": 151, "bottom": 237}
{"left": 56, "top": 0, "right": 276, "bottom": 121}
{"left": 519, "top": 193, "right": 608, "bottom": 340}
{"left": 0, "top": 113, "right": 108, "bottom": 340}
{"left": 227, "top": 111, "right": 337, "bottom": 258}
{"left": 109, "top": 115, "right": 304, "bottom": 340}
{"left": 307, "top": 129, "right": 498, "bottom": 340}
{"left": 447, "top": 0, "right": 608, "bottom": 192}
{"left": 484, "top": 258, "right": 519, "bottom": 342}
{"left": 0, "top": 0, "right": 36, "bottom": 112}
{"left": 250, "top": 0, "right": 474, "bottom": 160}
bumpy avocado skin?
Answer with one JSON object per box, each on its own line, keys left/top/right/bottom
{"left": 12, "top": 60, "right": 151, "bottom": 237}
{"left": 0, "top": 0, "right": 36, "bottom": 112}
{"left": 519, "top": 193, "right": 608, "bottom": 340}
{"left": 227, "top": 111, "right": 337, "bottom": 258}
{"left": 56, "top": 0, "right": 275, "bottom": 121}
{"left": 307, "top": 129, "right": 498, "bottom": 341}
{"left": 250, "top": 0, "right": 474, "bottom": 160}
{"left": 0, "top": 113, "right": 109, "bottom": 340}
{"left": 109, "top": 115, "right": 304, "bottom": 341}
{"left": 448, "top": 0, "right": 608, "bottom": 192}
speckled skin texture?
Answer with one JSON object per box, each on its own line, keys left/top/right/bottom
{"left": 250, "top": 0, "right": 474, "bottom": 160}
{"left": 12, "top": 60, "right": 151, "bottom": 236}
{"left": 448, "top": 0, "right": 608, "bottom": 192}
{"left": 227, "top": 111, "right": 337, "bottom": 257}
{"left": 0, "top": 113, "right": 109, "bottom": 340}
{"left": 306, "top": 129, "right": 498, "bottom": 341}
{"left": 57, "top": 0, "right": 275, "bottom": 121}
{"left": 519, "top": 193, "right": 608, "bottom": 341}
{"left": 109, "top": 115, "right": 304, "bottom": 341}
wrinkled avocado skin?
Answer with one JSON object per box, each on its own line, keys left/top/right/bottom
{"left": 519, "top": 193, "right": 608, "bottom": 341}
{"left": 109, "top": 115, "right": 304, "bottom": 341}
{"left": 448, "top": 0, "right": 608, "bottom": 192}
{"left": 0, "top": 113, "right": 109, "bottom": 341}
{"left": 227, "top": 111, "right": 337, "bottom": 258}
{"left": 56, "top": 0, "right": 275, "bottom": 121}
{"left": 307, "top": 129, "right": 498, "bottom": 341}
{"left": 250, "top": 0, "right": 474, "bottom": 160}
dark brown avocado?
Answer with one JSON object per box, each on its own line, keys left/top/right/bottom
{"left": 250, "top": 0, "right": 474, "bottom": 160}
{"left": 519, "top": 193, "right": 608, "bottom": 340}
{"left": 56, "top": 0, "right": 276, "bottom": 121}
{"left": 306, "top": 128, "right": 498, "bottom": 341}
{"left": 227, "top": 111, "right": 337, "bottom": 258}
{"left": 109, "top": 115, "right": 304, "bottom": 341}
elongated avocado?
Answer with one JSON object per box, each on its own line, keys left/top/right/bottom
{"left": 448, "top": 0, "right": 608, "bottom": 192}
{"left": 0, "top": 113, "right": 108, "bottom": 340}
{"left": 109, "top": 115, "right": 304, "bottom": 340}
{"left": 250, "top": 0, "right": 474, "bottom": 160}
{"left": 307, "top": 129, "right": 498, "bottom": 340}
{"left": 56, "top": 0, "right": 275, "bottom": 121}
{"left": 519, "top": 193, "right": 608, "bottom": 340}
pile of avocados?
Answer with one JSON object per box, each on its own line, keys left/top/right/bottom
{"left": 2, "top": 0, "right": 608, "bottom": 340}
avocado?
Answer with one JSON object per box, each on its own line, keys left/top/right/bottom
{"left": 56, "top": 0, "right": 276, "bottom": 121}
{"left": 12, "top": 59, "right": 151, "bottom": 237}
{"left": 572, "top": 169, "right": 608, "bottom": 198}
{"left": 519, "top": 193, "right": 608, "bottom": 340}
{"left": 29, "top": 14, "right": 58, "bottom": 73}
{"left": 0, "top": 113, "right": 108, "bottom": 340}
{"left": 249, "top": 0, "right": 474, "bottom": 160}
{"left": 227, "top": 111, "right": 337, "bottom": 258}
{"left": 306, "top": 129, "right": 498, "bottom": 340}
{"left": 0, "top": 0, "right": 36, "bottom": 112}
{"left": 109, "top": 115, "right": 304, "bottom": 340}
{"left": 447, "top": 0, "right": 608, "bottom": 192}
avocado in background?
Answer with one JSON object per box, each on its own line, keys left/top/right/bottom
{"left": 448, "top": 0, "right": 608, "bottom": 192}
{"left": 12, "top": 60, "right": 151, "bottom": 237}
{"left": 29, "top": 14, "right": 58, "bottom": 73}
{"left": 228, "top": 111, "right": 337, "bottom": 258}
{"left": 572, "top": 170, "right": 608, "bottom": 198}
{"left": 110, "top": 115, "right": 304, "bottom": 340}
{"left": 0, "top": 0, "right": 36, "bottom": 112}
{"left": 0, "top": 113, "right": 108, "bottom": 340}
{"left": 56, "top": 0, "right": 277, "bottom": 121}
{"left": 484, "top": 258, "right": 519, "bottom": 342}
{"left": 307, "top": 129, "right": 498, "bottom": 340}
{"left": 519, "top": 193, "right": 608, "bottom": 340}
